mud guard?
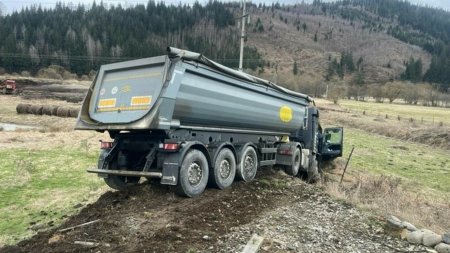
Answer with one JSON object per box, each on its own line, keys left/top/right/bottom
{"left": 160, "top": 141, "right": 210, "bottom": 185}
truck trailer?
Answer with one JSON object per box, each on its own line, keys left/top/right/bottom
{"left": 75, "top": 47, "right": 343, "bottom": 197}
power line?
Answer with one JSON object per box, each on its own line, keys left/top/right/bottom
{"left": 0, "top": 52, "right": 287, "bottom": 63}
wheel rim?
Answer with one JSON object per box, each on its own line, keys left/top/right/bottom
{"left": 243, "top": 153, "right": 256, "bottom": 177}
{"left": 294, "top": 152, "right": 301, "bottom": 168}
{"left": 188, "top": 162, "right": 203, "bottom": 186}
{"left": 219, "top": 159, "right": 231, "bottom": 179}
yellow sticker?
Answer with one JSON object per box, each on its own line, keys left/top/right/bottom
{"left": 131, "top": 96, "right": 152, "bottom": 106}
{"left": 279, "top": 106, "right": 293, "bottom": 122}
{"left": 98, "top": 98, "right": 116, "bottom": 108}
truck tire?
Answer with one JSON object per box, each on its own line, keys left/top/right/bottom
{"left": 285, "top": 148, "right": 301, "bottom": 176}
{"left": 101, "top": 151, "right": 140, "bottom": 190}
{"left": 177, "top": 149, "right": 209, "bottom": 197}
{"left": 209, "top": 148, "right": 236, "bottom": 189}
{"left": 307, "top": 157, "right": 321, "bottom": 183}
{"left": 237, "top": 146, "right": 258, "bottom": 182}
{"left": 104, "top": 174, "right": 140, "bottom": 191}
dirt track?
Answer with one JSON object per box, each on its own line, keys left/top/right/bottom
{"left": 0, "top": 169, "right": 425, "bottom": 253}
{"left": 0, "top": 76, "right": 89, "bottom": 103}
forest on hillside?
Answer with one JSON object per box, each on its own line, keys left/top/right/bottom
{"left": 314, "top": 0, "right": 450, "bottom": 91}
{"left": 0, "top": 1, "right": 264, "bottom": 75}
{"left": 0, "top": 0, "right": 449, "bottom": 91}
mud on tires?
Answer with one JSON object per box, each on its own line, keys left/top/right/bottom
{"left": 284, "top": 148, "right": 301, "bottom": 176}
{"left": 104, "top": 175, "right": 140, "bottom": 191}
{"left": 209, "top": 148, "right": 236, "bottom": 189}
{"left": 177, "top": 149, "right": 209, "bottom": 197}
{"left": 237, "top": 146, "right": 258, "bottom": 182}
{"left": 307, "top": 157, "right": 321, "bottom": 183}
{"left": 100, "top": 150, "right": 140, "bottom": 191}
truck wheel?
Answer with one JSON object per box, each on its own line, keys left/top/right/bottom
{"left": 307, "top": 157, "right": 321, "bottom": 183}
{"left": 177, "top": 149, "right": 209, "bottom": 197}
{"left": 101, "top": 151, "right": 140, "bottom": 190}
{"left": 209, "top": 148, "right": 236, "bottom": 189}
{"left": 285, "top": 148, "right": 301, "bottom": 176}
{"left": 104, "top": 175, "right": 140, "bottom": 191}
{"left": 237, "top": 146, "right": 258, "bottom": 182}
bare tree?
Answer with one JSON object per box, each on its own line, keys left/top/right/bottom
{"left": 368, "top": 84, "right": 384, "bottom": 103}
{"left": 328, "top": 83, "right": 347, "bottom": 104}
{"left": 0, "top": 2, "right": 5, "bottom": 17}
{"left": 383, "top": 81, "right": 404, "bottom": 103}
{"left": 401, "top": 82, "right": 419, "bottom": 104}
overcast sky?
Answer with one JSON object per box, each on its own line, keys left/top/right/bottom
{"left": 1, "top": 0, "right": 449, "bottom": 14}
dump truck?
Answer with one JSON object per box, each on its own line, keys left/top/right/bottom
{"left": 1, "top": 80, "right": 16, "bottom": 94}
{"left": 75, "top": 47, "right": 343, "bottom": 197}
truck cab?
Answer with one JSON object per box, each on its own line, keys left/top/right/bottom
{"left": 2, "top": 80, "right": 16, "bottom": 95}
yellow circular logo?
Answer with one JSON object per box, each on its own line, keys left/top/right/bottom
{"left": 279, "top": 106, "right": 293, "bottom": 122}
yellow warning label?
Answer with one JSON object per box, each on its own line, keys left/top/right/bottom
{"left": 279, "top": 106, "right": 293, "bottom": 122}
{"left": 131, "top": 96, "right": 152, "bottom": 106}
{"left": 97, "top": 105, "right": 149, "bottom": 112}
{"left": 98, "top": 98, "right": 116, "bottom": 108}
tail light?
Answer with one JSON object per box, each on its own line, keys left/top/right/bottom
{"left": 159, "top": 143, "right": 179, "bottom": 151}
{"left": 279, "top": 149, "right": 293, "bottom": 155}
{"left": 100, "top": 141, "right": 113, "bottom": 149}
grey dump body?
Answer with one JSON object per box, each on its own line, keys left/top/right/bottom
{"left": 76, "top": 48, "right": 312, "bottom": 135}
{"left": 77, "top": 47, "right": 342, "bottom": 197}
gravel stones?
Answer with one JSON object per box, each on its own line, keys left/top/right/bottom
{"left": 401, "top": 221, "right": 418, "bottom": 232}
{"left": 407, "top": 231, "right": 424, "bottom": 244}
{"left": 435, "top": 243, "right": 450, "bottom": 253}
{"left": 385, "top": 217, "right": 450, "bottom": 251}
{"left": 215, "top": 186, "right": 424, "bottom": 253}
{"left": 423, "top": 232, "right": 443, "bottom": 247}
{"left": 386, "top": 215, "right": 403, "bottom": 230}
{"left": 443, "top": 233, "right": 450, "bottom": 244}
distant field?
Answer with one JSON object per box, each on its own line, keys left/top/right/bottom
{"left": 338, "top": 99, "right": 450, "bottom": 124}
{"left": 342, "top": 128, "right": 450, "bottom": 194}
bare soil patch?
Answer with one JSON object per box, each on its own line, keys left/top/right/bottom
{"left": 0, "top": 76, "right": 89, "bottom": 103}
{"left": 0, "top": 169, "right": 416, "bottom": 253}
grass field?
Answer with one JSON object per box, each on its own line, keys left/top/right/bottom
{"left": 338, "top": 99, "right": 450, "bottom": 125}
{"left": 0, "top": 96, "right": 107, "bottom": 246}
{"left": 0, "top": 145, "right": 105, "bottom": 245}
{"left": 320, "top": 98, "right": 450, "bottom": 232}
{"left": 341, "top": 128, "right": 450, "bottom": 193}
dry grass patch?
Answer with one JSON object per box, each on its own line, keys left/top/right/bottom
{"left": 318, "top": 100, "right": 450, "bottom": 150}
{"left": 0, "top": 96, "right": 78, "bottom": 131}
{"left": 325, "top": 171, "right": 450, "bottom": 234}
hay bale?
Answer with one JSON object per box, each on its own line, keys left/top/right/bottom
{"left": 30, "top": 105, "right": 44, "bottom": 115}
{"left": 42, "top": 106, "right": 54, "bottom": 116}
{"left": 56, "top": 107, "right": 70, "bottom": 117}
{"left": 26, "top": 104, "right": 34, "bottom": 114}
{"left": 68, "top": 108, "right": 80, "bottom": 118}
{"left": 51, "top": 106, "right": 59, "bottom": 116}
{"left": 16, "top": 104, "right": 31, "bottom": 114}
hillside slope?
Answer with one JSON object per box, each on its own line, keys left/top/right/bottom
{"left": 245, "top": 4, "right": 431, "bottom": 86}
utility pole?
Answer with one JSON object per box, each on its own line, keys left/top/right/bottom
{"left": 239, "top": 0, "right": 246, "bottom": 71}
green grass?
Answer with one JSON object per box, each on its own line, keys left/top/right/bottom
{"left": 342, "top": 128, "right": 450, "bottom": 193}
{"left": 339, "top": 99, "right": 450, "bottom": 124}
{"left": 0, "top": 147, "right": 104, "bottom": 245}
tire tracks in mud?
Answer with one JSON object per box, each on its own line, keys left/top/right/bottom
{"left": 2, "top": 169, "right": 305, "bottom": 253}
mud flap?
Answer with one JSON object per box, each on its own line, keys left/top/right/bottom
{"left": 161, "top": 153, "right": 180, "bottom": 185}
